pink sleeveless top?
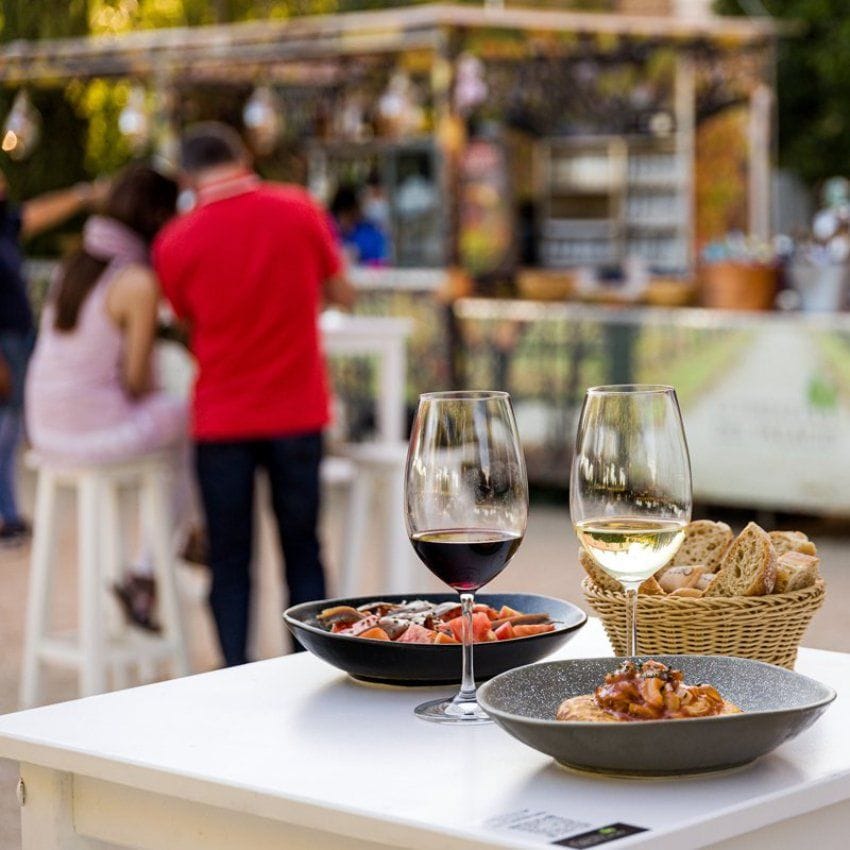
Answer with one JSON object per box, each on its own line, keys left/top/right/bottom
{"left": 26, "top": 217, "right": 187, "bottom": 463}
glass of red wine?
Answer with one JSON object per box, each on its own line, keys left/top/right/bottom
{"left": 405, "top": 390, "right": 528, "bottom": 723}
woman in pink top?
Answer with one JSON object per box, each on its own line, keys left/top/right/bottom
{"left": 26, "top": 164, "right": 189, "bottom": 630}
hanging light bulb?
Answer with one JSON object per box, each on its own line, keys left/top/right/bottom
{"left": 2, "top": 90, "right": 41, "bottom": 162}
{"left": 454, "top": 54, "right": 488, "bottom": 116}
{"left": 243, "top": 85, "right": 283, "bottom": 155}
{"left": 118, "top": 86, "right": 150, "bottom": 153}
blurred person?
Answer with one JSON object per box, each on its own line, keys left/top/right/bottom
{"left": 26, "top": 163, "right": 188, "bottom": 630}
{"left": 0, "top": 169, "right": 104, "bottom": 545}
{"left": 330, "top": 184, "right": 389, "bottom": 266}
{"left": 153, "top": 122, "right": 355, "bottom": 667}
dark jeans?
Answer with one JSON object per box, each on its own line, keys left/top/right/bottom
{"left": 195, "top": 432, "right": 326, "bottom": 667}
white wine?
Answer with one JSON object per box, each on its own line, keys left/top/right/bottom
{"left": 575, "top": 517, "right": 686, "bottom": 584}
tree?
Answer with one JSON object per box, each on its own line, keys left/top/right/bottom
{"left": 715, "top": 0, "right": 850, "bottom": 186}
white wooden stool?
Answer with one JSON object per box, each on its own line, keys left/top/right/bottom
{"left": 20, "top": 452, "right": 190, "bottom": 708}
{"left": 335, "top": 440, "right": 418, "bottom": 596}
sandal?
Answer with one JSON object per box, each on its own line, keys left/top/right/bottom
{"left": 113, "top": 575, "right": 162, "bottom": 633}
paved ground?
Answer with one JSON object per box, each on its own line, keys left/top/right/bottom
{"left": 1, "top": 465, "right": 848, "bottom": 848}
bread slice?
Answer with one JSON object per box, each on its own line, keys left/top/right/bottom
{"left": 579, "top": 550, "right": 664, "bottom": 595}
{"left": 769, "top": 530, "right": 817, "bottom": 558}
{"left": 703, "top": 522, "right": 777, "bottom": 597}
{"left": 665, "top": 520, "right": 733, "bottom": 573}
{"left": 658, "top": 564, "right": 711, "bottom": 594}
{"left": 774, "top": 551, "right": 819, "bottom": 593}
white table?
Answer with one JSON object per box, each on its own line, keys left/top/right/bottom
{"left": 1, "top": 619, "right": 849, "bottom": 850}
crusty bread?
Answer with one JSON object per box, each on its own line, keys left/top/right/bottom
{"left": 769, "top": 530, "right": 817, "bottom": 558}
{"left": 774, "top": 551, "right": 819, "bottom": 593}
{"left": 665, "top": 520, "right": 733, "bottom": 573}
{"left": 639, "top": 576, "right": 665, "bottom": 596}
{"left": 668, "top": 587, "right": 704, "bottom": 598}
{"left": 580, "top": 550, "right": 664, "bottom": 595}
{"left": 658, "top": 565, "right": 711, "bottom": 594}
{"left": 703, "top": 522, "right": 777, "bottom": 597}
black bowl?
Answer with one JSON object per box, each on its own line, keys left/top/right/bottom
{"left": 283, "top": 592, "right": 587, "bottom": 686}
{"left": 478, "top": 655, "right": 836, "bottom": 776}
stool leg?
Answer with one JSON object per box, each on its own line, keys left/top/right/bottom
{"left": 384, "top": 465, "right": 412, "bottom": 594}
{"left": 20, "top": 470, "right": 58, "bottom": 708}
{"left": 78, "top": 474, "right": 107, "bottom": 697}
{"left": 339, "top": 469, "right": 373, "bottom": 597}
{"left": 100, "top": 481, "right": 129, "bottom": 691}
{"left": 142, "top": 469, "right": 190, "bottom": 678}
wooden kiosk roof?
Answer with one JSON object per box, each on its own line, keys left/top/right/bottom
{"left": 0, "top": 3, "right": 788, "bottom": 84}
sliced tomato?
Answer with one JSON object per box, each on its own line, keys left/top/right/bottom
{"left": 513, "top": 624, "right": 556, "bottom": 638}
{"left": 396, "top": 623, "right": 439, "bottom": 644}
{"left": 358, "top": 627, "right": 391, "bottom": 641}
{"left": 446, "top": 611, "right": 493, "bottom": 643}
{"left": 497, "top": 605, "right": 522, "bottom": 620}
{"left": 494, "top": 621, "right": 516, "bottom": 641}
{"left": 433, "top": 632, "right": 460, "bottom": 644}
{"left": 473, "top": 604, "right": 500, "bottom": 619}
{"left": 482, "top": 629, "right": 498, "bottom": 642}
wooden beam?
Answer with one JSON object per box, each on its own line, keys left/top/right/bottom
{"left": 0, "top": 3, "right": 789, "bottom": 84}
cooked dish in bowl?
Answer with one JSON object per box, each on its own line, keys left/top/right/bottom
{"left": 283, "top": 592, "right": 587, "bottom": 686}
{"left": 556, "top": 659, "right": 741, "bottom": 722}
{"left": 476, "top": 655, "right": 836, "bottom": 775}
{"left": 316, "top": 598, "right": 556, "bottom": 644}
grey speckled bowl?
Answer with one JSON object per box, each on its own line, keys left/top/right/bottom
{"left": 477, "top": 655, "right": 836, "bottom": 776}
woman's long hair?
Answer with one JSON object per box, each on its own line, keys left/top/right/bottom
{"left": 53, "top": 164, "right": 178, "bottom": 331}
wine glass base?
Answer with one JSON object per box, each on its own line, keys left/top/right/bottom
{"left": 414, "top": 697, "right": 493, "bottom": 724}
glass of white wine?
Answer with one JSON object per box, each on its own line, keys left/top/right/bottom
{"left": 570, "top": 385, "right": 692, "bottom": 657}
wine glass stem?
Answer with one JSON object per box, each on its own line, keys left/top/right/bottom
{"left": 623, "top": 583, "right": 640, "bottom": 657}
{"left": 454, "top": 592, "right": 477, "bottom": 704}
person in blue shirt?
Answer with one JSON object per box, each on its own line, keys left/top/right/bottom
{"left": 330, "top": 185, "right": 389, "bottom": 266}
{"left": 0, "top": 170, "right": 104, "bottom": 544}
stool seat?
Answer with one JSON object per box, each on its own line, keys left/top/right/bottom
{"left": 20, "top": 451, "right": 190, "bottom": 708}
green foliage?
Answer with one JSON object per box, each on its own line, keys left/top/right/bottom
{"left": 715, "top": 0, "right": 850, "bottom": 186}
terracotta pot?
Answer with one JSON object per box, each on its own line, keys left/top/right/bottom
{"left": 700, "top": 262, "right": 778, "bottom": 310}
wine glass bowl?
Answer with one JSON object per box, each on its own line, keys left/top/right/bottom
{"left": 570, "top": 385, "right": 692, "bottom": 656}
{"left": 405, "top": 390, "right": 528, "bottom": 723}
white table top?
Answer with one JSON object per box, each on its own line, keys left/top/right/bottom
{"left": 1, "top": 619, "right": 848, "bottom": 850}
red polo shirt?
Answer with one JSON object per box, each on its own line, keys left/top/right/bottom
{"left": 153, "top": 174, "right": 342, "bottom": 440}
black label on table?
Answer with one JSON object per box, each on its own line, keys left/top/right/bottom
{"left": 553, "top": 823, "right": 648, "bottom": 847}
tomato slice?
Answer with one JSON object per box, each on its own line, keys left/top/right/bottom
{"left": 358, "top": 627, "right": 391, "bottom": 641}
{"left": 497, "top": 605, "right": 522, "bottom": 619}
{"left": 396, "top": 623, "right": 440, "bottom": 644}
{"left": 446, "top": 611, "right": 493, "bottom": 643}
{"left": 512, "top": 624, "right": 556, "bottom": 637}
{"left": 434, "top": 632, "right": 460, "bottom": 644}
{"left": 494, "top": 621, "right": 516, "bottom": 641}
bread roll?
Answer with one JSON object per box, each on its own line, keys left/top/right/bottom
{"left": 668, "top": 587, "right": 704, "bottom": 598}
{"left": 661, "top": 520, "right": 733, "bottom": 574}
{"left": 695, "top": 572, "right": 715, "bottom": 591}
{"left": 774, "top": 551, "right": 819, "bottom": 593}
{"left": 579, "top": 550, "right": 664, "bottom": 595}
{"left": 769, "top": 530, "right": 817, "bottom": 558}
{"left": 658, "top": 565, "right": 711, "bottom": 594}
{"left": 703, "top": 522, "right": 777, "bottom": 597}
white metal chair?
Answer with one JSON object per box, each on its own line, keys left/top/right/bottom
{"left": 20, "top": 451, "right": 190, "bottom": 708}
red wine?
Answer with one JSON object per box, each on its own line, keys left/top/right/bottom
{"left": 410, "top": 529, "right": 523, "bottom": 592}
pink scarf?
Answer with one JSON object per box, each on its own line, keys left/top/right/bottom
{"left": 82, "top": 216, "right": 149, "bottom": 268}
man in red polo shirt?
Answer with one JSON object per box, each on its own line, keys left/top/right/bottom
{"left": 153, "top": 123, "right": 354, "bottom": 666}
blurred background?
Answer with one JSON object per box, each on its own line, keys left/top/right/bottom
{"left": 3, "top": 0, "right": 850, "bottom": 842}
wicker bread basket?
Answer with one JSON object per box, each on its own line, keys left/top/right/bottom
{"left": 582, "top": 577, "right": 826, "bottom": 670}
